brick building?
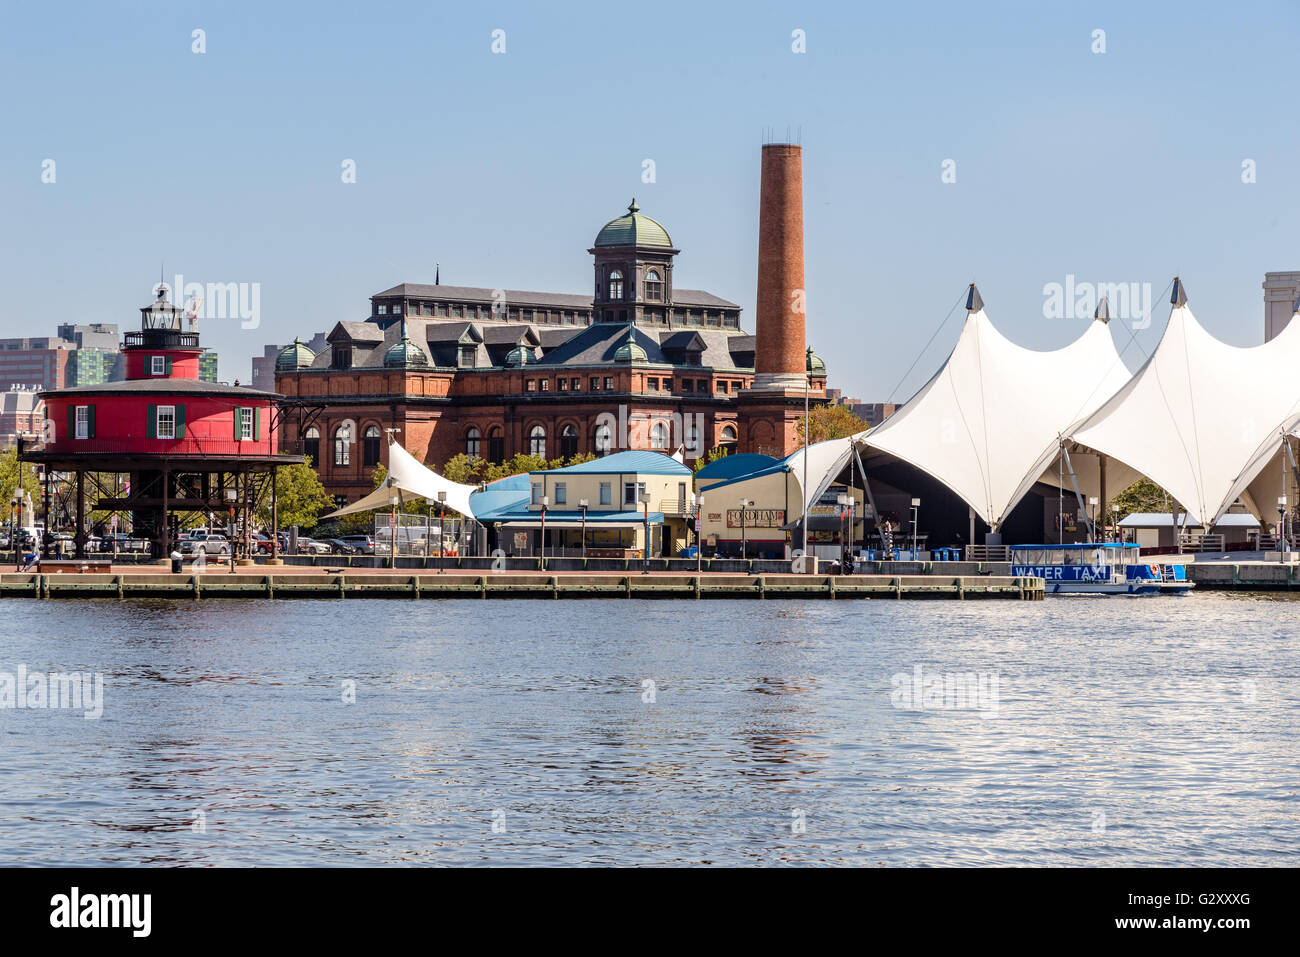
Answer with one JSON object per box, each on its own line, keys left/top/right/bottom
{"left": 0, "top": 387, "right": 45, "bottom": 448}
{"left": 276, "top": 147, "right": 825, "bottom": 503}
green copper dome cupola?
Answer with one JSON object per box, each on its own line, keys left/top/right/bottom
{"left": 383, "top": 319, "right": 430, "bottom": 369}
{"left": 594, "top": 199, "right": 674, "bottom": 248}
{"left": 275, "top": 337, "right": 316, "bottom": 371}
{"left": 806, "top": 346, "right": 826, "bottom": 376}
{"left": 504, "top": 344, "right": 535, "bottom": 367}
{"left": 613, "top": 326, "right": 648, "bottom": 363}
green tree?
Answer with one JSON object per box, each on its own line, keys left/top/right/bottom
{"left": 794, "top": 404, "right": 868, "bottom": 445}
{"left": 255, "top": 459, "right": 334, "bottom": 528}
{"left": 0, "top": 448, "right": 40, "bottom": 523}
{"left": 1109, "top": 478, "right": 1180, "bottom": 521}
{"left": 691, "top": 445, "right": 730, "bottom": 473}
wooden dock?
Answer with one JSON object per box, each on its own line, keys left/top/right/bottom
{"left": 0, "top": 572, "right": 1046, "bottom": 601}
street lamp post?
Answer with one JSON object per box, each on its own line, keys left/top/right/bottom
{"left": 1279, "top": 496, "right": 1288, "bottom": 561}
{"left": 437, "top": 490, "right": 447, "bottom": 573}
{"left": 695, "top": 493, "right": 704, "bottom": 574}
{"left": 1089, "top": 496, "right": 1099, "bottom": 542}
{"left": 1111, "top": 505, "right": 1120, "bottom": 545}
{"left": 579, "top": 498, "right": 588, "bottom": 562}
{"left": 910, "top": 497, "right": 921, "bottom": 557}
{"left": 388, "top": 491, "right": 399, "bottom": 569}
{"left": 224, "top": 486, "right": 238, "bottom": 574}
{"left": 10, "top": 495, "right": 17, "bottom": 569}
{"left": 739, "top": 499, "right": 750, "bottom": 560}
{"left": 640, "top": 490, "right": 651, "bottom": 575}
{"left": 539, "top": 495, "right": 548, "bottom": 571}
{"left": 837, "top": 493, "right": 850, "bottom": 567}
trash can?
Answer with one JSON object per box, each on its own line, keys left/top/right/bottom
{"left": 170, "top": 549, "right": 183, "bottom": 574}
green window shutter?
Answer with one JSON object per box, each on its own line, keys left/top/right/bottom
{"left": 165, "top": 356, "right": 173, "bottom": 375}
{"left": 66, "top": 405, "right": 74, "bottom": 439}
{"left": 88, "top": 404, "right": 96, "bottom": 439}
{"left": 175, "top": 404, "right": 186, "bottom": 439}
{"left": 147, "top": 404, "right": 157, "bottom": 439}
{"left": 253, "top": 407, "right": 261, "bottom": 441}
{"left": 234, "top": 408, "right": 242, "bottom": 440}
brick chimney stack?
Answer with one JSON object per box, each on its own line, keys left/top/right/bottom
{"left": 752, "top": 143, "right": 807, "bottom": 391}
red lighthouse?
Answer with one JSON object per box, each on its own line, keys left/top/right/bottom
{"left": 25, "top": 284, "right": 302, "bottom": 561}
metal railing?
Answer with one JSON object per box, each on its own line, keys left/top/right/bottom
{"left": 965, "top": 544, "right": 1012, "bottom": 562}
{"left": 123, "top": 330, "right": 201, "bottom": 349}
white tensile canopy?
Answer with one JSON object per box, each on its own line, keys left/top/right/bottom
{"left": 785, "top": 435, "right": 860, "bottom": 515}
{"left": 323, "top": 437, "right": 479, "bottom": 519}
{"left": 853, "top": 300, "right": 1133, "bottom": 528}
{"left": 1069, "top": 300, "right": 1300, "bottom": 526}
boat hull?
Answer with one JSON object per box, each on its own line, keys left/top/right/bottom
{"left": 1045, "top": 580, "right": 1195, "bottom": 596}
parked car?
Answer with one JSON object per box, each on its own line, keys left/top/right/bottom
{"left": 320, "top": 538, "right": 359, "bottom": 555}
{"left": 99, "top": 532, "right": 150, "bottom": 553}
{"left": 181, "top": 532, "right": 231, "bottom": 556}
{"left": 294, "top": 536, "right": 333, "bottom": 555}
{"left": 339, "top": 535, "right": 376, "bottom": 555}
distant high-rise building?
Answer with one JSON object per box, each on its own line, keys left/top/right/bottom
{"left": 252, "top": 333, "right": 327, "bottom": 393}
{"left": 1263, "top": 271, "right": 1300, "bottom": 341}
{"left": 199, "top": 352, "right": 219, "bottom": 383}
{"left": 0, "top": 323, "right": 122, "bottom": 392}
{"left": 0, "top": 387, "right": 45, "bottom": 447}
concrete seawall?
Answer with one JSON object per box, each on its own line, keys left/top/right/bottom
{"left": 0, "top": 572, "right": 1045, "bottom": 601}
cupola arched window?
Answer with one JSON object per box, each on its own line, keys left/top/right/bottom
{"left": 645, "top": 269, "right": 663, "bottom": 301}
{"left": 608, "top": 270, "right": 624, "bottom": 301}
{"left": 363, "top": 425, "right": 381, "bottom": 467}
{"left": 334, "top": 425, "right": 352, "bottom": 466}
{"left": 303, "top": 426, "right": 320, "bottom": 465}
{"left": 559, "top": 424, "right": 578, "bottom": 459}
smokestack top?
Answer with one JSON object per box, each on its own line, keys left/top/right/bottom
{"left": 751, "top": 140, "right": 807, "bottom": 389}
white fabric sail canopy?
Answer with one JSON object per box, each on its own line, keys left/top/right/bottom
{"left": 856, "top": 306, "right": 1132, "bottom": 528}
{"left": 1070, "top": 305, "right": 1300, "bottom": 526}
{"left": 323, "top": 438, "right": 479, "bottom": 519}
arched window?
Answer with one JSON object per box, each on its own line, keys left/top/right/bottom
{"left": 303, "top": 426, "right": 320, "bottom": 465}
{"left": 720, "top": 425, "right": 737, "bottom": 451}
{"left": 650, "top": 422, "right": 668, "bottom": 450}
{"left": 363, "top": 425, "right": 381, "bottom": 467}
{"left": 594, "top": 423, "right": 612, "bottom": 456}
{"left": 645, "top": 268, "right": 663, "bottom": 301}
{"left": 559, "top": 424, "right": 578, "bottom": 459}
{"left": 466, "top": 427, "right": 481, "bottom": 459}
{"left": 609, "top": 269, "right": 623, "bottom": 301}
{"left": 488, "top": 427, "right": 504, "bottom": 463}
{"left": 528, "top": 425, "right": 546, "bottom": 458}
{"left": 684, "top": 422, "right": 699, "bottom": 456}
{"left": 334, "top": 425, "right": 351, "bottom": 466}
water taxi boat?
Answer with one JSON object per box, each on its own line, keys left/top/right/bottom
{"left": 1009, "top": 543, "right": 1193, "bottom": 596}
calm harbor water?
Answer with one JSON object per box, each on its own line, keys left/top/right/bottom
{"left": 0, "top": 594, "right": 1296, "bottom": 866}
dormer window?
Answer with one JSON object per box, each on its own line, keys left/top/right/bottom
{"left": 151, "top": 356, "right": 167, "bottom": 376}
{"left": 331, "top": 346, "right": 351, "bottom": 369}
{"left": 377, "top": 305, "right": 387, "bottom": 315}
{"left": 645, "top": 269, "right": 663, "bottom": 301}
{"left": 609, "top": 270, "right": 623, "bottom": 301}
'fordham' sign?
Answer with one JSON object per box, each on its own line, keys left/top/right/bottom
{"left": 727, "top": 508, "right": 785, "bottom": 529}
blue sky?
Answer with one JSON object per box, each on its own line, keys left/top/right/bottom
{"left": 2, "top": 0, "right": 1298, "bottom": 399}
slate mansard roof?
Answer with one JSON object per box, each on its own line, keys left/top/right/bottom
{"left": 310, "top": 315, "right": 756, "bottom": 372}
